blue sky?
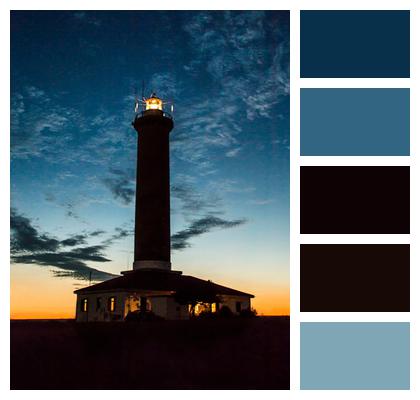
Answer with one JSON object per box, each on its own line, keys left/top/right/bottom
{"left": 10, "top": 11, "right": 290, "bottom": 316}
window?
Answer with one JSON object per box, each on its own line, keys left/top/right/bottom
{"left": 81, "top": 298, "right": 88, "bottom": 312}
{"left": 108, "top": 297, "right": 116, "bottom": 312}
{"left": 236, "top": 302, "right": 242, "bottom": 313}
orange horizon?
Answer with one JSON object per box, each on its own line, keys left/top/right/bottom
{"left": 10, "top": 303, "right": 290, "bottom": 320}
{"left": 10, "top": 313, "right": 290, "bottom": 320}
{"left": 10, "top": 301, "right": 290, "bottom": 319}
{"left": 11, "top": 264, "right": 289, "bottom": 320}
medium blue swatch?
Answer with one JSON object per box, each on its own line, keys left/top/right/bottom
{"left": 300, "top": 11, "right": 410, "bottom": 78}
{"left": 301, "top": 88, "right": 410, "bottom": 156}
{"left": 301, "top": 322, "right": 410, "bottom": 390}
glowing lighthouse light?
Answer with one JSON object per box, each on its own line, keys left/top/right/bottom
{"left": 145, "top": 94, "right": 163, "bottom": 111}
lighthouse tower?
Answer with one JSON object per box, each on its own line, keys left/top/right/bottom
{"left": 74, "top": 92, "right": 253, "bottom": 322}
{"left": 132, "top": 94, "right": 174, "bottom": 271}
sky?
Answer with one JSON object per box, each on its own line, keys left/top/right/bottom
{"left": 10, "top": 11, "right": 290, "bottom": 318}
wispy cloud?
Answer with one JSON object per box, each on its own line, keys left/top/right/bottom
{"left": 182, "top": 11, "right": 289, "bottom": 118}
{"left": 171, "top": 176, "right": 222, "bottom": 219}
{"left": 170, "top": 174, "right": 250, "bottom": 247}
{"left": 11, "top": 86, "right": 136, "bottom": 170}
{"left": 11, "top": 208, "right": 117, "bottom": 281}
{"left": 102, "top": 168, "right": 135, "bottom": 205}
{"left": 171, "top": 215, "right": 247, "bottom": 250}
{"left": 72, "top": 11, "right": 102, "bottom": 27}
{"left": 60, "top": 234, "right": 88, "bottom": 247}
{"left": 249, "top": 198, "right": 276, "bottom": 206}
{"left": 11, "top": 87, "right": 88, "bottom": 162}
{"left": 169, "top": 11, "right": 289, "bottom": 173}
{"left": 225, "top": 147, "right": 241, "bottom": 158}
{"left": 149, "top": 72, "right": 179, "bottom": 99}
{"left": 102, "top": 226, "right": 133, "bottom": 246}
{"left": 207, "top": 178, "right": 255, "bottom": 195}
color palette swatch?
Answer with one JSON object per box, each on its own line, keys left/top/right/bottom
{"left": 299, "top": 10, "right": 410, "bottom": 390}
{"left": 300, "top": 10, "right": 410, "bottom": 78}
{"left": 300, "top": 323, "right": 410, "bottom": 389}
{"left": 300, "top": 166, "right": 410, "bottom": 234}
{"left": 300, "top": 89, "right": 410, "bottom": 156}
{"left": 300, "top": 244, "right": 410, "bottom": 312}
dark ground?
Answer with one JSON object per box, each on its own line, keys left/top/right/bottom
{"left": 11, "top": 316, "right": 289, "bottom": 390}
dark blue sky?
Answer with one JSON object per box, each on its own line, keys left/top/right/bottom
{"left": 11, "top": 11, "right": 290, "bottom": 316}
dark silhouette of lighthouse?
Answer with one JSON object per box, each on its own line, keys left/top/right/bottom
{"left": 132, "top": 94, "right": 174, "bottom": 270}
{"left": 74, "top": 92, "right": 254, "bottom": 323}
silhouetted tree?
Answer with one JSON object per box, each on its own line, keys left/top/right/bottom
{"left": 174, "top": 289, "right": 220, "bottom": 317}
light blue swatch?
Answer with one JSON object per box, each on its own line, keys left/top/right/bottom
{"left": 301, "top": 322, "right": 410, "bottom": 390}
{"left": 300, "top": 88, "right": 410, "bottom": 156}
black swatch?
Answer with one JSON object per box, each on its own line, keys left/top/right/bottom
{"left": 300, "top": 166, "right": 410, "bottom": 234}
{"left": 300, "top": 244, "right": 410, "bottom": 312}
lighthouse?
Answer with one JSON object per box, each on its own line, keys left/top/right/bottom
{"left": 132, "top": 94, "right": 173, "bottom": 270}
{"left": 74, "top": 92, "right": 253, "bottom": 322}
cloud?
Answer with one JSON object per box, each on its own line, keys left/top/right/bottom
{"left": 169, "top": 11, "right": 289, "bottom": 173}
{"left": 12, "top": 252, "right": 114, "bottom": 281}
{"left": 26, "top": 86, "right": 45, "bottom": 98}
{"left": 225, "top": 147, "right": 241, "bottom": 158}
{"left": 11, "top": 208, "right": 116, "bottom": 281}
{"left": 60, "top": 234, "right": 88, "bottom": 247}
{"left": 90, "top": 229, "right": 106, "bottom": 237}
{"left": 207, "top": 178, "right": 255, "bottom": 194}
{"left": 171, "top": 98, "right": 241, "bottom": 171}
{"left": 102, "top": 168, "right": 135, "bottom": 205}
{"left": 11, "top": 209, "right": 60, "bottom": 253}
{"left": 44, "top": 184, "right": 110, "bottom": 224}
{"left": 171, "top": 180, "right": 222, "bottom": 218}
{"left": 11, "top": 86, "right": 136, "bottom": 171}
{"left": 171, "top": 215, "right": 247, "bottom": 250}
{"left": 72, "top": 11, "right": 102, "bottom": 27}
{"left": 11, "top": 87, "right": 88, "bottom": 162}
{"left": 249, "top": 198, "right": 275, "bottom": 206}
{"left": 102, "top": 226, "right": 133, "bottom": 246}
{"left": 64, "top": 202, "right": 81, "bottom": 220}
{"left": 149, "top": 72, "right": 179, "bottom": 99}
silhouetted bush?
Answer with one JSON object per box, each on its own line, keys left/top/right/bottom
{"left": 197, "top": 309, "right": 216, "bottom": 318}
{"left": 239, "top": 308, "right": 257, "bottom": 318}
{"left": 124, "top": 310, "right": 164, "bottom": 322}
{"left": 218, "top": 305, "right": 234, "bottom": 318}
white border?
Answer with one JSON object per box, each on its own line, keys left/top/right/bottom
{"left": 2, "top": 0, "right": 420, "bottom": 398}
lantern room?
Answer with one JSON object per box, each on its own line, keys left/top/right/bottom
{"left": 145, "top": 94, "right": 163, "bottom": 111}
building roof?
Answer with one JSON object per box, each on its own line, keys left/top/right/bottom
{"left": 74, "top": 269, "right": 254, "bottom": 298}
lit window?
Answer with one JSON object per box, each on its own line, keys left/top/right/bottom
{"left": 81, "top": 298, "right": 88, "bottom": 312}
{"left": 108, "top": 297, "right": 116, "bottom": 312}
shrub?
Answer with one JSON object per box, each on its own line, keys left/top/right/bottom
{"left": 218, "top": 305, "right": 234, "bottom": 318}
{"left": 124, "top": 310, "right": 164, "bottom": 322}
{"left": 239, "top": 308, "right": 257, "bottom": 318}
{"left": 197, "top": 309, "right": 217, "bottom": 318}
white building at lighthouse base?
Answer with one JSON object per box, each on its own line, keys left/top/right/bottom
{"left": 74, "top": 268, "right": 253, "bottom": 322}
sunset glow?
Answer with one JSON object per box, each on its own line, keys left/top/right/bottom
{"left": 11, "top": 11, "right": 290, "bottom": 319}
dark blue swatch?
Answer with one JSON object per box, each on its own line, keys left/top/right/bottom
{"left": 301, "top": 323, "right": 410, "bottom": 389}
{"left": 301, "top": 88, "right": 410, "bottom": 156}
{"left": 301, "top": 11, "right": 410, "bottom": 78}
